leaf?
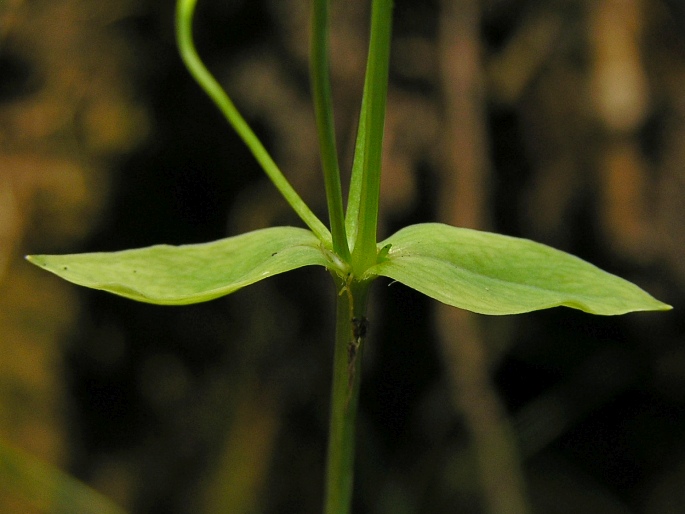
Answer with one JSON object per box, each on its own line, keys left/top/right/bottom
{"left": 27, "top": 227, "right": 329, "bottom": 305}
{"left": 369, "top": 223, "right": 671, "bottom": 315}
{"left": 344, "top": 87, "right": 367, "bottom": 250}
{"left": 0, "top": 438, "right": 127, "bottom": 514}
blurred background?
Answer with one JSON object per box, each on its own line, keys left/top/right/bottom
{"left": 1, "top": 0, "right": 684, "bottom": 512}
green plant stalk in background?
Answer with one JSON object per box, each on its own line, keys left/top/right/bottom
{"left": 25, "top": 0, "right": 672, "bottom": 513}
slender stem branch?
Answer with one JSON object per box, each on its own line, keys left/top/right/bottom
{"left": 351, "top": 0, "right": 393, "bottom": 274}
{"left": 175, "top": 0, "right": 332, "bottom": 246}
{"left": 311, "top": 0, "right": 350, "bottom": 261}
{"left": 324, "top": 278, "right": 370, "bottom": 514}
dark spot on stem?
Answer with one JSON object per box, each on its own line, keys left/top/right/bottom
{"left": 352, "top": 316, "right": 368, "bottom": 339}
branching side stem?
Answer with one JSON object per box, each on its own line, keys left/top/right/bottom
{"left": 176, "top": 0, "right": 332, "bottom": 246}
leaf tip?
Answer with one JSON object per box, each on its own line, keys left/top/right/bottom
{"left": 25, "top": 254, "right": 43, "bottom": 266}
{"left": 654, "top": 301, "right": 673, "bottom": 312}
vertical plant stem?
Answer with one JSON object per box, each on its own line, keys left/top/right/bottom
{"left": 324, "top": 278, "right": 370, "bottom": 514}
{"left": 311, "top": 0, "right": 350, "bottom": 260}
{"left": 351, "top": 0, "right": 392, "bottom": 274}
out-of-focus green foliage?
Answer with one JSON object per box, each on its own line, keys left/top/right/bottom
{"left": 0, "top": 439, "right": 127, "bottom": 514}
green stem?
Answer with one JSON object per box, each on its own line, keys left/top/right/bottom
{"left": 175, "top": 0, "right": 332, "bottom": 247}
{"left": 351, "top": 0, "right": 393, "bottom": 274}
{"left": 311, "top": 0, "right": 350, "bottom": 261}
{"left": 324, "top": 278, "right": 370, "bottom": 514}
{"left": 344, "top": 75, "right": 372, "bottom": 253}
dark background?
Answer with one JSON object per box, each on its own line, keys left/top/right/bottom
{"left": 2, "top": 0, "right": 684, "bottom": 512}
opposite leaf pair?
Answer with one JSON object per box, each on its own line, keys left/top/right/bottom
{"left": 27, "top": 0, "right": 670, "bottom": 319}
{"left": 28, "top": 222, "right": 670, "bottom": 315}
{"left": 24, "top": 1, "right": 671, "bottom": 513}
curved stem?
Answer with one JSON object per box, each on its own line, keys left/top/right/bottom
{"left": 175, "top": 0, "right": 332, "bottom": 246}
{"left": 324, "top": 277, "right": 370, "bottom": 514}
{"left": 311, "top": 0, "right": 350, "bottom": 261}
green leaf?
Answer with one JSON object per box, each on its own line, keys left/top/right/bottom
{"left": 344, "top": 82, "right": 367, "bottom": 252}
{"left": 27, "top": 227, "right": 329, "bottom": 305}
{"left": 0, "top": 438, "right": 127, "bottom": 514}
{"left": 369, "top": 223, "right": 671, "bottom": 315}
